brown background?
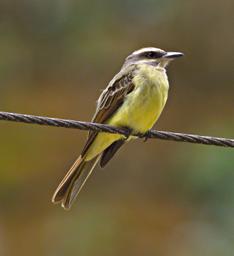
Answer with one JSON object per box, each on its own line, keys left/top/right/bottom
{"left": 0, "top": 0, "right": 234, "bottom": 255}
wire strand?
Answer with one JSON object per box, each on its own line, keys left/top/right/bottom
{"left": 0, "top": 111, "right": 233, "bottom": 148}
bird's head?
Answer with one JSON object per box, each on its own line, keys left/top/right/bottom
{"left": 124, "top": 47, "right": 183, "bottom": 68}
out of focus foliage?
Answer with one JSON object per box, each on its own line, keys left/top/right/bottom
{"left": 0, "top": 1, "right": 233, "bottom": 255}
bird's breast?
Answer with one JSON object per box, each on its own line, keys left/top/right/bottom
{"left": 108, "top": 65, "right": 169, "bottom": 133}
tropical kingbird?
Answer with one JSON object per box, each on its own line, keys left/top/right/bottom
{"left": 52, "top": 47, "right": 183, "bottom": 209}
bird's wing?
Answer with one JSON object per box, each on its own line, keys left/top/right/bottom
{"left": 81, "top": 65, "right": 137, "bottom": 156}
{"left": 52, "top": 66, "right": 137, "bottom": 209}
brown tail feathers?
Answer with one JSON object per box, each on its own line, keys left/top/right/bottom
{"left": 52, "top": 155, "right": 100, "bottom": 210}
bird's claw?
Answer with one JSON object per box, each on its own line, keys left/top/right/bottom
{"left": 123, "top": 127, "right": 132, "bottom": 140}
{"left": 143, "top": 131, "right": 151, "bottom": 142}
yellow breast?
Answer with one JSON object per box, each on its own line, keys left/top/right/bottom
{"left": 85, "top": 64, "right": 169, "bottom": 161}
{"left": 108, "top": 64, "right": 169, "bottom": 133}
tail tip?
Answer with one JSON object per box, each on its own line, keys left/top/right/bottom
{"left": 51, "top": 194, "right": 72, "bottom": 210}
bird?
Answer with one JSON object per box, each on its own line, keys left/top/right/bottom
{"left": 52, "top": 47, "right": 183, "bottom": 210}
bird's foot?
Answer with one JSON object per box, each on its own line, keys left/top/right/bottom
{"left": 143, "top": 130, "right": 151, "bottom": 142}
{"left": 122, "top": 127, "right": 132, "bottom": 140}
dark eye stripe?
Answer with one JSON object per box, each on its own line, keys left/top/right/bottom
{"left": 145, "top": 51, "right": 165, "bottom": 58}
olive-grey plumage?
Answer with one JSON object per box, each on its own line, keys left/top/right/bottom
{"left": 52, "top": 47, "right": 183, "bottom": 209}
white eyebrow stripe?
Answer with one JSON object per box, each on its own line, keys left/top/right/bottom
{"left": 132, "top": 47, "right": 164, "bottom": 55}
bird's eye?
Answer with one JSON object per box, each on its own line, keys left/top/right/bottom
{"left": 146, "top": 52, "right": 155, "bottom": 58}
{"left": 145, "top": 51, "right": 165, "bottom": 58}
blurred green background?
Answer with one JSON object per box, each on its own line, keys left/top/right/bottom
{"left": 0, "top": 0, "right": 234, "bottom": 255}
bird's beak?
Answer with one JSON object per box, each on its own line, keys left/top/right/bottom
{"left": 164, "top": 52, "right": 184, "bottom": 59}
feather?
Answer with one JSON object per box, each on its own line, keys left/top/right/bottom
{"left": 100, "top": 140, "right": 125, "bottom": 168}
{"left": 52, "top": 155, "right": 100, "bottom": 210}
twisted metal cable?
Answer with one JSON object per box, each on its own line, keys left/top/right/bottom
{"left": 0, "top": 111, "right": 233, "bottom": 148}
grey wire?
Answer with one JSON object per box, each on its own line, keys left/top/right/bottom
{"left": 0, "top": 111, "right": 233, "bottom": 148}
